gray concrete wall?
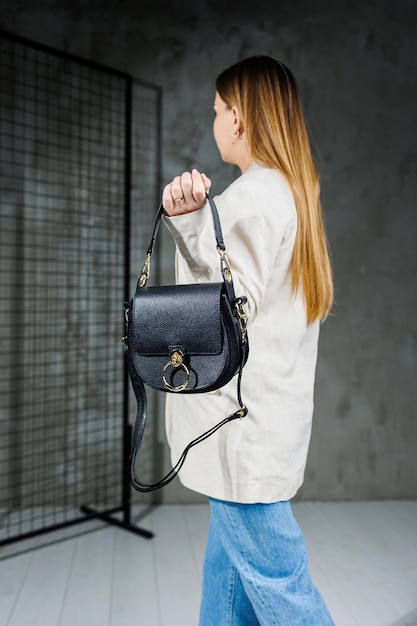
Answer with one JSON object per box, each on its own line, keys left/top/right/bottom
{"left": 1, "top": 0, "right": 416, "bottom": 503}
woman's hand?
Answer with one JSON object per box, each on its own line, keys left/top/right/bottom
{"left": 162, "top": 169, "right": 211, "bottom": 216}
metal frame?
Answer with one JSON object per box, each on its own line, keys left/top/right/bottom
{"left": 0, "top": 30, "right": 161, "bottom": 547}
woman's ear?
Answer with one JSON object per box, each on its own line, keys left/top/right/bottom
{"left": 231, "top": 105, "right": 244, "bottom": 135}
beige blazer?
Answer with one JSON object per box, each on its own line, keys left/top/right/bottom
{"left": 164, "top": 163, "right": 319, "bottom": 503}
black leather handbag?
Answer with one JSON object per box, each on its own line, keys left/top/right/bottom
{"left": 123, "top": 194, "right": 249, "bottom": 492}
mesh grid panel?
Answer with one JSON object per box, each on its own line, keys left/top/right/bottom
{"left": 0, "top": 32, "right": 159, "bottom": 545}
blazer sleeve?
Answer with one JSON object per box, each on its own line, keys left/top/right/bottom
{"left": 164, "top": 176, "right": 296, "bottom": 323}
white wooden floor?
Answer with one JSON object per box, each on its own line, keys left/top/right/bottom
{"left": 0, "top": 501, "right": 416, "bottom": 626}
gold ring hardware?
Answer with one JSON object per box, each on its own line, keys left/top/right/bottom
{"left": 138, "top": 254, "right": 151, "bottom": 288}
{"left": 235, "top": 299, "right": 248, "bottom": 341}
{"left": 162, "top": 349, "right": 190, "bottom": 392}
{"left": 217, "top": 248, "right": 233, "bottom": 284}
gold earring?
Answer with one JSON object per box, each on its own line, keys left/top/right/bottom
{"left": 231, "top": 129, "right": 240, "bottom": 138}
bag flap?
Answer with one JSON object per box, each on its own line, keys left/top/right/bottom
{"left": 131, "top": 282, "right": 225, "bottom": 356}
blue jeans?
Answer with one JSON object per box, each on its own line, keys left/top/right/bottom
{"left": 199, "top": 498, "right": 335, "bottom": 626}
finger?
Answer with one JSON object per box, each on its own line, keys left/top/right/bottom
{"left": 162, "top": 183, "right": 174, "bottom": 215}
{"left": 191, "top": 169, "right": 208, "bottom": 205}
{"left": 201, "top": 173, "right": 212, "bottom": 194}
{"left": 170, "top": 175, "right": 184, "bottom": 204}
{"left": 180, "top": 171, "right": 193, "bottom": 202}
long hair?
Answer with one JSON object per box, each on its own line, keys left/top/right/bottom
{"left": 216, "top": 56, "right": 333, "bottom": 323}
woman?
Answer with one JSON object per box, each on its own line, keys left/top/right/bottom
{"left": 162, "top": 56, "right": 335, "bottom": 626}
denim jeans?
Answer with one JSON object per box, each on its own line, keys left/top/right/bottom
{"left": 199, "top": 498, "right": 335, "bottom": 626}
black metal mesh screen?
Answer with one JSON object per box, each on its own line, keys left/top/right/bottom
{"left": 0, "top": 32, "right": 160, "bottom": 545}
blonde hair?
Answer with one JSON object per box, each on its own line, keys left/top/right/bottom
{"left": 216, "top": 56, "right": 333, "bottom": 323}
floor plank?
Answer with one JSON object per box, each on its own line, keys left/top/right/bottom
{"left": 59, "top": 527, "right": 115, "bottom": 626}
{"left": 110, "top": 516, "right": 159, "bottom": 626}
{"left": 0, "top": 551, "right": 34, "bottom": 625}
{"left": 6, "top": 540, "right": 75, "bottom": 626}
{"left": 150, "top": 504, "right": 202, "bottom": 626}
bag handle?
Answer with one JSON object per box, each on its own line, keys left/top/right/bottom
{"left": 137, "top": 194, "right": 233, "bottom": 292}
{"left": 147, "top": 193, "right": 226, "bottom": 256}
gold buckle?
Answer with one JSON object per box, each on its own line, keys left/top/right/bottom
{"left": 217, "top": 248, "right": 232, "bottom": 284}
{"left": 138, "top": 254, "right": 151, "bottom": 288}
{"left": 238, "top": 405, "right": 247, "bottom": 420}
{"left": 235, "top": 299, "right": 248, "bottom": 341}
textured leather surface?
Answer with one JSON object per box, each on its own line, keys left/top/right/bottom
{"left": 132, "top": 283, "right": 224, "bottom": 355}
